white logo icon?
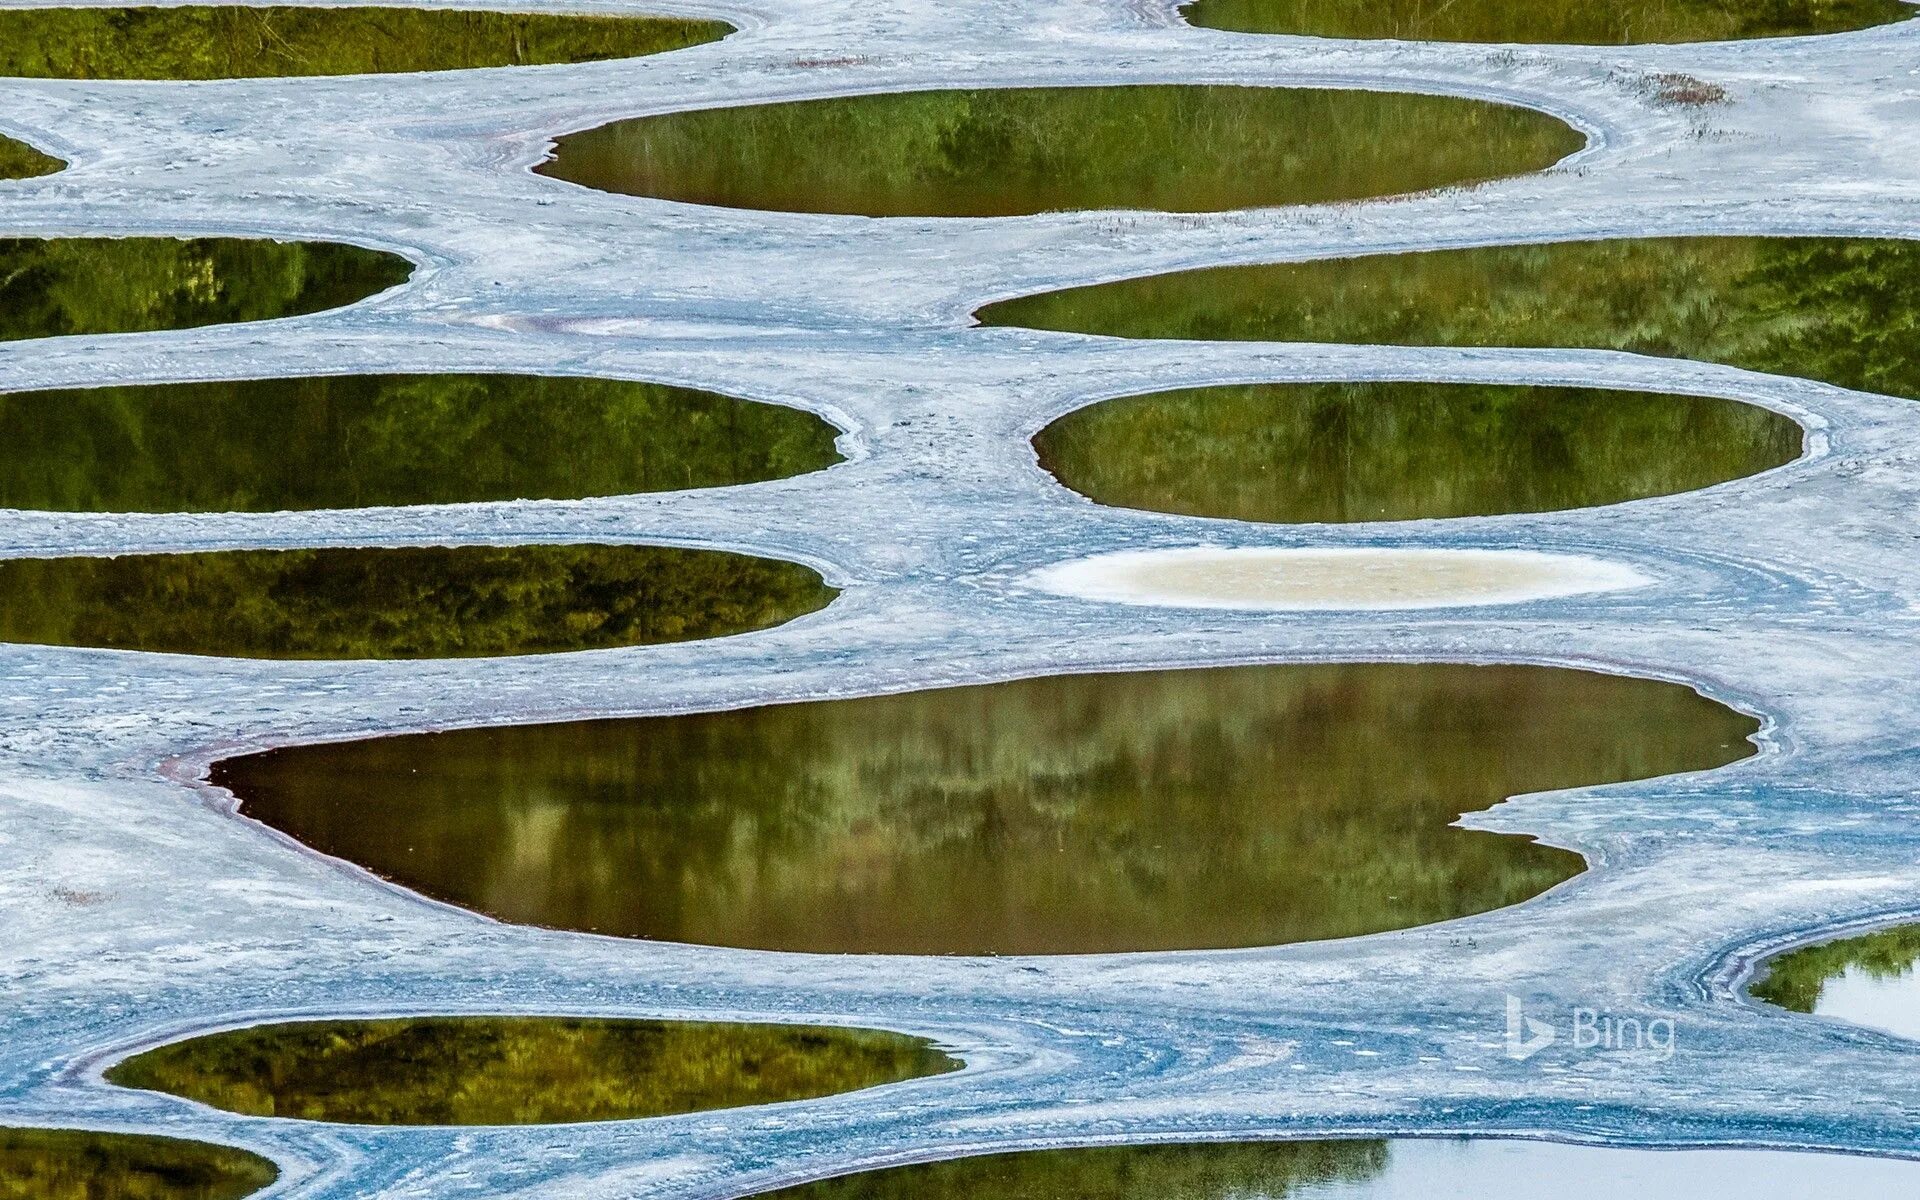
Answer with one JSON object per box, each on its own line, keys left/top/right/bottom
{"left": 1504, "top": 994, "right": 1556, "bottom": 1060}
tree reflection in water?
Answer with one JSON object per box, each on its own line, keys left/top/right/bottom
{"left": 0, "top": 1127, "right": 275, "bottom": 1200}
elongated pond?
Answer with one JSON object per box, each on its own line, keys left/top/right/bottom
{"left": 0, "top": 237, "right": 411, "bottom": 341}
{"left": 1181, "top": 0, "right": 1917, "bottom": 44}
{"left": 107, "top": 1016, "right": 956, "bottom": 1125}
{"left": 747, "top": 1138, "right": 1920, "bottom": 1200}
{"left": 980, "top": 236, "right": 1920, "bottom": 402}
{"left": 1751, "top": 924, "right": 1920, "bottom": 1041}
{"left": 0, "top": 7, "right": 730, "bottom": 78}
{"left": 536, "top": 86, "right": 1583, "bottom": 217}
{"left": 217, "top": 664, "right": 1757, "bottom": 955}
{"left": 0, "top": 1127, "right": 275, "bottom": 1199}
{"left": 0, "top": 545, "right": 833, "bottom": 658}
{"left": 1035, "top": 381, "right": 1801, "bottom": 523}
{"left": 1, "top": 133, "right": 61, "bottom": 179}
{"left": 0, "top": 374, "right": 840, "bottom": 512}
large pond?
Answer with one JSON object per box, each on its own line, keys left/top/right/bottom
{"left": 1034, "top": 381, "right": 1801, "bottom": 523}
{"left": 1751, "top": 924, "right": 1920, "bottom": 1041}
{"left": 0, "top": 374, "right": 840, "bottom": 512}
{"left": 1, "top": 133, "right": 61, "bottom": 179}
{"left": 748, "top": 1138, "right": 1920, "bottom": 1200}
{"left": 536, "top": 86, "right": 1583, "bottom": 217}
{"left": 0, "top": 1126, "right": 275, "bottom": 1200}
{"left": 216, "top": 664, "right": 1757, "bottom": 955}
{"left": 0, "top": 237, "right": 411, "bottom": 341}
{"left": 0, "top": 7, "right": 729, "bottom": 78}
{"left": 0, "top": 545, "right": 834, "bottom": 659}
{"left": 1181, "top": 0, "right": 1917, "bottom": 44}
{"left": 107, "top": 1016, "right": 956, "bottom": 1125}
{"left": 979, "top": 236, "right": 1920, "bottom": 402}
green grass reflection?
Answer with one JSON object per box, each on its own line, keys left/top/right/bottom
{"left": 0, "top": 134, "right": 61, "bottom": 179}
{"left": 0, "top": 1127, "right": 275, "bottom": 1200}
{"left": 1182, "top": 0, "right": 1916, "bottom": 44}
{"left": 1750, "top": 925, "right": 1920, "bottom": 1013}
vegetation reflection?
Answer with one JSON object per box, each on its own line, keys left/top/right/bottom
{"left": 0, "top": 7, "right": 730, "bottom": 79}
{"left": 1750, "top": 925, "right": 1920, "bottom": 1014}
{"left": 0, "top": 237, "right": 411, "bottom": 341}
{"left": 760, "top": 1141, "right": 1389, "bottom": 1200}
{"left": 0, "top": 374, "right": 841, "bottom": 513}
{"left": 1034, "top": 381, "right": 1801, "bottom": 523}
{"left": 217, "top": 664, "right": 1758, "bottom": 955}
{"left": 0, "top": 544, "right": 835, "bottom": 659}
{"left": 0, "top": 1127, "right": 275, "bottom": 1200}
{"left": 1181, "top": 0, "right": 1916, "bottom": 44}
{"left": 107, "top": 1017, "right": 956, "bottom": 1125}
{"left": 0, "top": 133, "right": 61, "bottom": 179}
{"left": 537, "top": 85, "right": 1583, "bottom": 217}
{"left": 980, "top": 237, "right": 1920, "bottom": 402}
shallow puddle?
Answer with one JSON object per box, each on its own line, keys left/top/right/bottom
{"left": 0, "top": 1126, "right": 275, "bottom": 1199}
{"left": 748, "top": 1138, "right": 1920, "bottom": 1200}
{"left": 0, "top": 7, "right": 729, "bottom": 79}
{"left": 536, "top": 86, "right": 1583, "bottom": 217}
{"left": 1182, "top": 0, "right": 1915, "bottom": 44}
{"left": 107, "top": 1016, "right": 955, "bottom": 1125}
{"left": 1035, "top": 381, "right": 1801, "bottom": 523}
{"left": 217, "top": 664, "right": 1756, "bottom": 955}
{"left": 0, "top": 133, "right": 61, "bottom": 179}
{"left": 979, "top": 236, "right": 1920, "bottom": 402}
{"left": 1032, "top": 548, "right": 1650, "bottom": 611}
{"left": 1751, "top": 924, "right": 1920, "bottom": 1040}
{"left": 0, "top": 237, "right": 411, "bottom": 341}
{"left": 0, "top": 544, "right": 834, "bottom": 659}
{"left": 0, "top": 374, "right": 840, "bottom": 513}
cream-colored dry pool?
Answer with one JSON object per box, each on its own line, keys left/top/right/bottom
{"left": 1030, "top": 547, "right": 1650, "bottom": 611}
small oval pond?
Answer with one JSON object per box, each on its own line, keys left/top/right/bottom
{"left": 1, "top": 132, "right": 61, "bottom": 179}
{"left": 536, "top": 85, "right": 1584, "bottom": 217}
{"left": 0, "top": 374, "right": 841, "bottom": 513}
{"left": 0, "top": 1126, "right": 275, "bottom": 1200}
{"left": 745, "top": 1138, "right": 1920, "bottom": 1200}
{"left": 0, "top": 237, "right": 411, "bottom": 341}
{"left": 215, "top": 664, "right": 1757, "bottom": 955}
{"left": 0, "top": 544, "right": 834, "bottom": 659}
{"left": 107, "top": 1016, "right": 956, "bottom": 1125}
{"left": 1182, "top": 0, "right": 1916, "bottom": 44}
{"left": 1751, "top": 924, "right": 1920, "bottom": 1041}
{"left": 1035, "top": 381, "right": 1801, "bottom": 523}
{"left": 978, "top": 236, "right": 1920, "bottom": 402}
{"left": 0, "top": 7, "right": 730, "bottom": 79}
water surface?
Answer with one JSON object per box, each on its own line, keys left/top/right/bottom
{"left": 749, "top": 1138, "right": 1920, "bottom": 1200}
{"left": 0, "top": 237, "right": 411, "bottom": 341}
{"left": 218, "top": 664, "right": 1757, "bottom": 954}
{"left": 107, "top": 1017, "right": 956, "bottom": 1125}
{"left": 0, "top": 7, "right": 730, "bottom": 78}
{"left": 538, "top": 86, "right": 1583, "bottom": 216}
{"left": 0, "top": 1126, "right": 274, "bottom": 1199}
{"left": 0, "top": 133, "right": 61, "bottom": 179}
{"left": 980, "top": 236, "right": 1920, "bottom": 402}
{"left": 1751, "top": 924, "right": 1920, "bottom": 1040}
{"left": 0, "top": 545, "right": 834, "bottom": 658}
{"left": 0, "top": 374, "right": 840, "bottom": 512}
{"left": 1035, "top": 382, "right": 1800, "bottom": 523}
{"left": 1182, "top": 0, "right": 1916, "bottom": 44}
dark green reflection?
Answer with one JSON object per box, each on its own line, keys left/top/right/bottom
{"left": 1034, "top": 381, "right": 1802, "bottom": 523}
{"left": 0, "top": 133, "right": 61, "bottom": 179}
{"left": 0, "top": 544, "right": 834, "bottom": 658}
{"left": 0, "top": 237, "right": 411, "bottom": 341}
{"left": 107, "top": 1017, "right": 956, "bottom": 1126}
{"left": 763, "top": 1141, "right": 1388, "bottom": 1200}
{"left": 1182, "top": 0, "right": 1915, "bottom": 44}
{"left": 0, "top": 7, "right": 730, "bottom": 79}
{"left": 537, "top": 86, "right": 1583, "bottom": 217}
{"left": 1750, "top": 925, "right": 1920, "bottom": 1014}
{"left": 0, "top": 374, "right": 841, "bottom": 513}
{"left": 0, "top": 1127, "right": 274, "bottom": 1200}
{"left": 980, "top": 237, "right": 1920, "bottom": 402}
{"left": 218, "top": 664, "right": 1758, "bottom": 955}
